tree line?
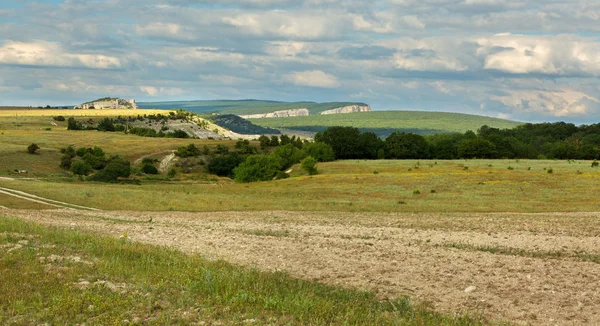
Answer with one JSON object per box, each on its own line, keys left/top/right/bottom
{"left": 316, "top": 122, "right": 600, "bottom": 160}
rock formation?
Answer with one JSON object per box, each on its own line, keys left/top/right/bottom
{"left": 320, "top": 105, "right": 371, "bottom": 115}
{"left": 74, "top": 98, "right": 137, "bottom": 110}
{"left": 240, "top": 108, "right": 310, "bottom": 119}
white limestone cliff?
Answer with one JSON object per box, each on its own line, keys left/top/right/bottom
{"left": 75, "top": 98, "right": 137, "bottom": 110}
{"left": 320, "top": 105, "right": 371, "bottom": 115}
{"left": 240, "top": 108, "right": 310, "bottom": 119}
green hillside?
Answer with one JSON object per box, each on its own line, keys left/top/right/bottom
{"left": 138, "top": 100, "right": 367, "bottom": 115}
{"left": 248, "top": 111, "right": 523, "bottom": 136}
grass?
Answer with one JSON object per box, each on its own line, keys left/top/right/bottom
{"left": 248, "top": 110, "right": 523, "bottom": 135}
{"left": 0, "top": 217, "right": 481, "bottom": 325}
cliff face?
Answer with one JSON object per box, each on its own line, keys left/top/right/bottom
{"left": 75, "top": 98, "right": 137, "bottom": 110}
{"left": 320, "top": 105, "right": 371, "bottom": 115}
{"left": 240, "top": 108, "right": 310, "bottom": 119}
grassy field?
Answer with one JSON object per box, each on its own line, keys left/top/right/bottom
{"left": 0, "top": 109, "right": 170, "bottom": 118}
{"left": 249, "top": 111, "right": 523, "bottom": 135}
{"left": 2, "top": 159, "right": 599, "bottom": 212}
{"left": 139, "top": 100, "right": 368, "bottom": 115}
{"left": 0, "top": 217, "right": 480, "bottom": 325}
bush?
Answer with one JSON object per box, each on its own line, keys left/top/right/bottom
{"left": 97, "top": 118, "right": 116, "bottom": 132}
{"left": 301, "top": 156, "right": 318, "bottom": 175}
{"left": 53, "top": 116, "right": 65, "bottom": 122}
{"left": 302, "top": 142, "right": 335, "bottom": 162}
{"left": 592, "top": 161, "right": 599, "bottom": 167}
{"left": 168, "top": 168, "right": 176, "bottom": 178}
{"left": 176, "top": 144, "right": 201, "bottom": 158}
{"left": 82, "top": 152, "right": 106, "bottom": 170}
{"left": 71, "top": 160, "right": 93, "bottom": 176}
{"left": 89, "top": 156, "right": 130, "bottom": 182}
{"left": 234, "top": 154, "right": 282, "bottom": 183}
{"left": 27, "top": 143, "right": 40, "bottom": 154}
{"left": 67, "top": 117, "right": 82, "bottom": 130}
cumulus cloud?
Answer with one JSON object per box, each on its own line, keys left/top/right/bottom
{"left": 285, "top": 70, "right": 340, "bottom": 88}
{"left": 0, "top": 41, "right": 122, "bottom": 70}
{"left": 479, "top": 34, "right": 600, "bottom": 76}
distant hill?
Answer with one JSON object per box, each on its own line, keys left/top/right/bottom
{"left": 247, "top": 111, "right": 523, "bottom": 137}
{"left": 210, "top": 114, "right": 280, "bottom": 135}
{"left": 138, "top": 100, "right": 369, "bottom": 115}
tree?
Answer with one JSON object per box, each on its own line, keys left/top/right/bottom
{"left": 272, "top": 143, "right": 306, "bottom": 170}
{"left": 233, "top": 154, "right": 282, "bottom": 183}
{"left": 384, "top": 132, "right": 429, "bottom": 159}
{"left": 301, "top": 156, "right": 318, "bottom": 175}
{"left": 315, "top": 126, "right": 363, "bottom": 159}
{"left": 258, "top": 135, "right": 270, "bottom": 149}
{"left": 27, "top": 143, "right": 40, "bottom": 154}
{"left": 302, "top": 142, "right": 335, "bottom": 162}
{"left": 141, "top": 163, "right": 159, "bottom": 174}
{"left": 269, "top": 136, "right": 280, "bottom": 147}
{"left": 176, "top": 144, "right": 201, "bottom": 157}
{"left": 457, "top": 138, "right": 497, "bottom": 159}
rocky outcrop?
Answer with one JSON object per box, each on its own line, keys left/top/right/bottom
{"left": 240, "top": 108, "right": 310, "bottom": 119}
{"left": 75, "top": 98, "right": 137, "bottom": 110}
{"left": 320, "top": 105, "right": 371, "bottom": 115}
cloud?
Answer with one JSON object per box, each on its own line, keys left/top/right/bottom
{"left": 285, "top": 70, "right": 340, "bottom": 88}
{"left": 479, "top": 34, "right": 600, "bottom": 76}
{"left": 491, "top": 88, "right": 600, "bottom": 118}
{"left": 0, "top": 41, "right": 122, "bottom": 70}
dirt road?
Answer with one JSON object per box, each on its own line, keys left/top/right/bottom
{"left": 3, "top": 209, "right": 600, "bottom": 325}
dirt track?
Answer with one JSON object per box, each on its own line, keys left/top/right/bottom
{"left": 3, "top": 209, "right": 600, "bottom": 325}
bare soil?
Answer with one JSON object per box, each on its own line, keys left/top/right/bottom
{"left": 3, "top": 209, "right": 600, "bottom": 325}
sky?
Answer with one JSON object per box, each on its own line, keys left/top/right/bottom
{"left": 1, "top": 0, "right": 600, "bottom": 123}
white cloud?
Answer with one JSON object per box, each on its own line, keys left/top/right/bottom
{"left": 479, "top": 34, "right": 600, "bottom": 76}
{"left": 285, "top": 70, "right": 340, "bottom": 88}
{"left": 491, "top": 88, "right": 600, "bottom": 117}
{"left": 0, "top": 41, "right": 121, "bottom": 70}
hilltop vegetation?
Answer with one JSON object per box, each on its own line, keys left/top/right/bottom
{"left": 210, "top": 114, "right": 280, "bottom": 135}
{"left": 249, "top": 110, "right": 523, "bottom": 136}
{"left": 139, "top": 100, "right": 368, "bottom": 115}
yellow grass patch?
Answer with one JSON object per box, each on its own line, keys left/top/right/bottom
{"left": 0, "top": 109, "right": 173, "bottom": 117}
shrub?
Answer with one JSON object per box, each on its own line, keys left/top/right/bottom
{"left": 592, "top": 161, "right": 599, "bottom": 167}
{"left": 82, "top": 152, "right": 106, "bottom": 170}
{"left": 71, "top": 160, "right": 93, "bottom": 176}
{"left": 27, "top": 143, "right": 40, "bottom": 154}
{"left": 67, "top": 117, "right": 82, "bottom": 130}
{"left": 234, "top": 154, "right": 282, "bottom": 183}
{"left": 413, "top": 190, "right": 421, "bottom": 195}
{"left": 168, "top": 168, "right": 176, "bottom": 178}
{"left": 301, "top": 156, "right": 318, "bottom": 175}
{"left": 547, "top": 167, "right": 553, "bottom": 174}
{"left": 176, "top": 144, "right": 201, "bottom": 158}
{"left": 53, "top": 116, "right": 65, "bottom": 122}
{"left": 141, "top": 163, "right": 159, "bottom": 175}
{"left": 97, "top": 117, "right": 116, "bottom": 132}
{"left": 207, "top": 152, "right": 244, "bottom": 178}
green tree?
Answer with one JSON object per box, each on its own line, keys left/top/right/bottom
{"left": 302, "top": 142, "right": 335, "bottom": 162}
{"left": 258, "top": 135, "right": 270, "bottom": 149}
{"left": 207, "top": 152, "right": 244, "bottom": 178}
{"left": 384, "top": 132, "right": 429, "bottom": 159}
{"left": 457, "top": 138, "right": 497, "bottom": 159}
{"left": 272, "top": 144, "right": 306, "bottom": 170}
{"left": 234, "top": 154, "right": 282, "bottom": 183}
